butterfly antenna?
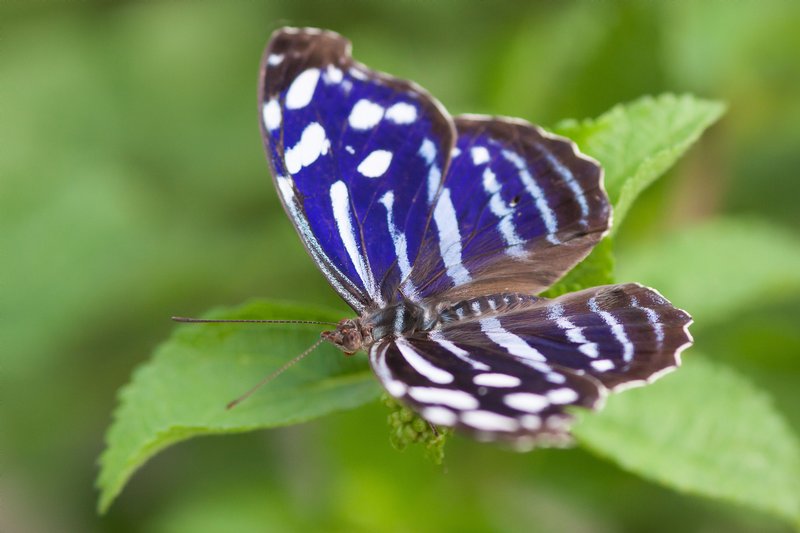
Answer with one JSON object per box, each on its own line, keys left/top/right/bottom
{"left": 171, "top": 317, "right": 339, "bottom": 326}
{"left": 225, "top": 337, "right": 325, "bottom": 410}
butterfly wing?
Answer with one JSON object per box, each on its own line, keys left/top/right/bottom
{"left": 409, "top": 116, "right": 611, "bottom": 300}
{"left": 369, "top": 284, "right": 691, "bottom": 444}
{"left": 260, "top": 28, "right": 455, "bottom": 313}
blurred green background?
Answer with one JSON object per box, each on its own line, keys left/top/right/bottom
{"left": 2, "top": 0, "right": 800, "bottom": 531}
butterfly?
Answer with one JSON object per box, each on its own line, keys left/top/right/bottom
{"left": 258, "top": 27, "right": 693, "bottom": 447}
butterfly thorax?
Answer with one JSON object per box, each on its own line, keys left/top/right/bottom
{"left": 321, "top": 293, "right": 542, "bottom": 354}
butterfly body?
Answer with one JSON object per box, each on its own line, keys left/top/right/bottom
{"left": 323, "top": 292, "right": 542, "bottom": 354}
{"left": 260, "top": 27, "right": 692, "bottom": 446}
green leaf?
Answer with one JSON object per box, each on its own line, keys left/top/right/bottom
{"left": 488, "top": 2, "right": 611, "bottom": 124}
{"left": 573, "top": 355, "right": 800, "bottom": 525}
{"left": 146, "top": 481, "right": 297, "bottom": 533}
{"left": 555, "top": 94, "right": 726, "bottom": 231}
{"left": 97, "top": 300, "right": 381, "bottom": 513}
{"left": 617, "top": 217, "right": 800, "bottom": 327}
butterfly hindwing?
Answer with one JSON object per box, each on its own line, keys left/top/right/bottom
{"left": 369, "top": 284, "right": 691, "bottom": 443}
{"left": 260, "top": 28, "right": 455, "bottom": 312}
{"left": 371, "top": 336, "right": 602, "bottom": 445}
{"left": 410, "top": 116, "right": 611, "bottom": 300}
{"left": 530, "top": 283, "right": 693, "bottom": 390}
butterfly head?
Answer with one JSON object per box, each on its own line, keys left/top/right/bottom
{"left": 321, "top": 318, "right": 373, "bottom": 355}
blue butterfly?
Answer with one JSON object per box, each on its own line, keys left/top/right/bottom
{"left": 258, "top": 27, "right": 692, "bottom": 447}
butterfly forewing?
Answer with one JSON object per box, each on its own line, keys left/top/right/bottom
{"left": 409, "top": 116, "right": 611, "bottom": 300}
{"left": 260, "top": 28, "right": 455, "bottom": 312}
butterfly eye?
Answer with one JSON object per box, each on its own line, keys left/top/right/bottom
{"left": 509, "top": 195, "right": 521, "bottom": 207}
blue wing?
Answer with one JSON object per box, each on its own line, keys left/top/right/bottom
{"left": 408, "top": 116, "right": 611, "bottom": 301}
{"left": 260, "top": 28, "right": 455, "bottom": 313}
{"left": 369, "top": 284, "right": 692, "bottom": 444}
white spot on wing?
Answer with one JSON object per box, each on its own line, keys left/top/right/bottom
{"left": 504, "top": 392, "right": 549, "bottom": 413}
{"left": 503, "top": 149, "right": 560, "bottom": 244}
{"left": 579, "top": 343, "right": 599, "bottom": 357}
{"left": 409, "top": 387, "right": 479, "bottom": 410}
{"left": 520, "top": 415, "right": 541, "bottom": 430}
{"left": 461, "top": 410, "right": 520, "bottom": 432}
{"left": 284, "top": 122, "right": 330, "bottom": 174}
{"left": 471, "top": 146, "right": 490, "bottom": 165}
{"left": 473, "top": 373, "right": 521, "bottom": 388}
{"left": 428, "top": 330, "right": 490, "bottom": 371}
{"left": 631, "top": 296, "right": 664, "bottom": 347}
{"left": 396, "top": 338, "right": 453, "bottom": 384}
{"left": 548, "top": 303, "right": 599, "bottom": 358}
{"left": 385, "top": 102, "right": 417, "bottom": 124}
{"left": 330, "top": 180, "right": 380, "bottom": 302}
{"left": 348, "top": 99, "right": 384, "bottom": 130}
{"left": 482, "top": 169, "right": 513, "bottom": 216}
{"left": 323, "top": 64, "right": 343, "bottom": 84}
{"left": 539, "top": 146, "right": 589, "bottom": 218}
{"left": 419, "top": 138, "right": 442, "bottom": 203}
{"left": 422, "top": 406, "right": 457, "bottom": 426}
{"left": 262, "top": 99, "right": 282, "bottom": 131}
{"left": 419, "top": 140, "right": 436, "bottom": 164}
{"left": 483, "top": 168, "right": 525, "bottom": 257}
{"left": 267, "top": 53, "right": 284, "bottom": 66}
{"left": 480, "top": 316, "right": 545, "bottom": 361}
{"left": 285, "top": 68, "right": 320, "bottom": 110}
{"left": 589, "top": 297, "right": 634, "bottom": 361}
{"left": 433, "top": 188, "right": 471, "bottom": 286}
{"left": 591, "top": 359, "right": 615, "bottom": 372}
{"left": 427, "top": 166, "right": 442, "bottom": 204}
{"left": 547, "top": 387, "right": 579, "bottom": 404}
{"left": 385, "top": 381, "right": 406, "bottom": 397}
{"left": 379, "top": 191, "right": 417, "bottom": 298}
{"left": 357, "top": 150, "right": 393, "bottom": 178}
{"left": 370, "top": 343, "right": 406, "bottom": 397}
{"left": 349, "top": 67, "right": 368, "bottom": 80}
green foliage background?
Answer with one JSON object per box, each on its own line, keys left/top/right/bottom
{"left": 2, "top": 1, "right": 800, "bottom": 532}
